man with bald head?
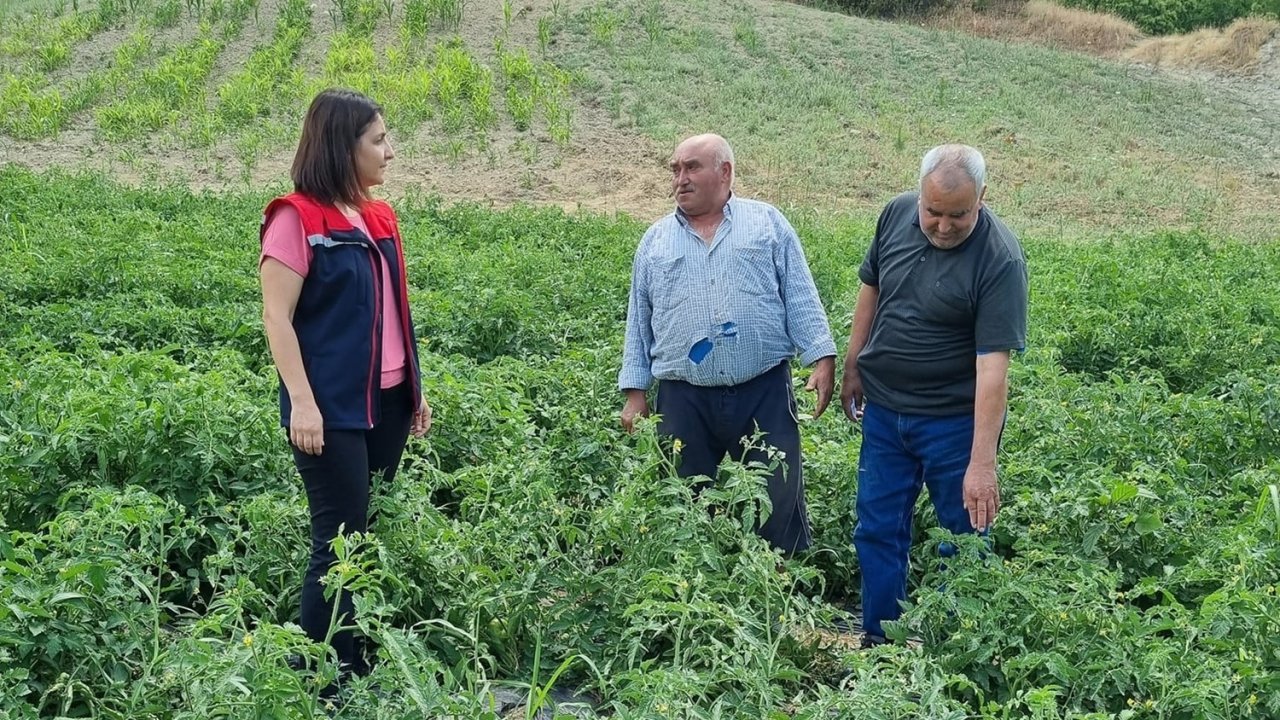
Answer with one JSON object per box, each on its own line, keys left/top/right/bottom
{"left": 839, "top": 144, "right": 1027, "bottom": 645}
{"left": 619, "top": 133, "right": 837, "bottom": 554}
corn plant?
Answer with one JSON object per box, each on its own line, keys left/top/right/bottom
{"left": 430, "top": 39, "right": 493, "bottom": 138}
{"left": 2, "top": 10, "right": 104, "bottom": 72}
{"left": 499, "top": 46, "right": 537, "bottom": 131}
{"left": 151, "top": 0, "right": 183, "bottom": 27}
{"left": 328, "top": 0, "right": 380, "bottom": 32}
{"left": 214, "top": 0, "right": 310, "bottom": 129}
{"left": 585, "top": 6, "right": 620, "bottom": 47}
{"left": 94, "top": 28, "right": 224, "bottom": 141}
{"left": 0, "top": 31, "right": 150, "bottom": 140}
{"left": 540, "top": 65, "right": 573, "bottom": 148}
{"left": 537, "top": 15, "right": 551, "bottom": 53}
{"left": 401, "top": 0, "right": 462, "bottom": 36}
{"left": 377, "top": 41, "right": 435, "bottom": 129}
{"left": 430, "top": 0, "right": 463, "bottom": 30}
{"left": 402, "top": 0, "right": 430, "bottom": 37}
{"left": 316, "top": 29, "right": 376, "bottom": 95}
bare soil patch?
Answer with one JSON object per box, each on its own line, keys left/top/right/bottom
{"left": 0, "top": 96, "right": 669, "bottom": 219}
{"left": 3, "top": 0, "right": 1274, "bottom": 227}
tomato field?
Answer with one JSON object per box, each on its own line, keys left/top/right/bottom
{"left": 0, "top": 167, "right": 1277, "bottom": 718}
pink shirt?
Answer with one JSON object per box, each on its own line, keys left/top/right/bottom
{"left": 261, "top": 204, "right": 408, "bottom": 388}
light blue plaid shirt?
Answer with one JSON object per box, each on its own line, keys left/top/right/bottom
{"left": 619, "top": 195, "right": 836, "bottom": 390}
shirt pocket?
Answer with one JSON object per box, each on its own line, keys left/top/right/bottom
{"left": 651, "top": 254, "right": 687, "bottom": 310}
{"left": 734, "top": 244, "right": 777, "bottom": 298}
{"left": 927, "top": 279, "right": 973, "bottom": 325}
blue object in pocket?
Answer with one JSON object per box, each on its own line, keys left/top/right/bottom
{"left": 687, "top": 322, "right": 738, "bottom": 365}
{"left": 688, "top": 337, "right": 714, "bottom": 364}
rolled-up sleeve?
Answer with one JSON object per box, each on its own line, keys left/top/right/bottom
{"left": 774, "top": 212, "right": 836, "bottom": 366}
{"left": 619, "top": 231, "right": 656, "bottom": 391}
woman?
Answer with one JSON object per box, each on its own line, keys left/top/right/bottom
{"left": 260, "top": 88, "right": 431, "bottom": 676}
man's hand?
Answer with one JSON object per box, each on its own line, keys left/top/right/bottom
{"left": 840, "top": 283, "right": 878, "bottom": 423}
{"left": 290, "top": 399, "right": 325, "bottom": 455}
{"left": 412, "top": 395, "right": 433, "bottom": 437}
{"left": 620, "top": 389, "right": 649, "bottom": 434}
{"left": 963, "top": 462, "right": 1001, "bottom": 531}
{"left": 839, "top": 364, "right": 865, "bottom": 422}
{"left": 806, "top": 356, "right": 836, "bottom": 419}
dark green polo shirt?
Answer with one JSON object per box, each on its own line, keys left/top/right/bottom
{"left": 856, "top": 191, "right": 1028, "bottom": 416}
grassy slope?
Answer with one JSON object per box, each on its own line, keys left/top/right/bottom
{"left": 550, "top": 0, "right": 1279, "bottom": 240}
{"left": 0, "top": 0, "right": 1276, "bottom": 239}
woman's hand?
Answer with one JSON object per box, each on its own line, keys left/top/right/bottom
{"left": 290, "top": 400, "right": 325, "bottom": 455}
{"left": 412, "top": 395, "right": 433, "bottom": 437}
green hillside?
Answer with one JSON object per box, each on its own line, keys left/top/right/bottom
{"left": 0, "top": 0, "right": 1276, "bottom": 238}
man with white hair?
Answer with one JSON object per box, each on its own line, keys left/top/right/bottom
{"left": 839, "top": 144, "right": 1028, "bottom": 645}
{"left": 619, "top": 133, "right": 836, "bottom": 554}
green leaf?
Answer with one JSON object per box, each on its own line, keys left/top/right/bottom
{"left": 1109, "top": 481, "right": 1139, "bottom": 504}
{"left": 1135, "top": 512, "right": 1162, "bottom": 535}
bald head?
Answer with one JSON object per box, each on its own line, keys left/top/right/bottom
{"left": 670, "top": 133, "right": 735, "bottom": 219}
{"left": 675, "top": 134, "right": 735, "bottom": 184}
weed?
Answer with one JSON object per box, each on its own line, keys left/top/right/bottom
{"left": 639, "top": 0, "right": 664, "bottom": 41}
{"left": 731, "top": 6, "right": 763, "bottom": 54}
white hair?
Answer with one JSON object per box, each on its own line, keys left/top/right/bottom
{"left": 710, "top": 136, "right": 735, "bottom": 187}
{"left": 919, "top": 144, "right": 986, "bottom": 192}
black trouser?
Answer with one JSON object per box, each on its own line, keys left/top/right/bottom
{"left": 291, "top": 382, "right": 413, "bottom": 673}
{"left": 656, "top": 362, "right": 812, "bottom": 554}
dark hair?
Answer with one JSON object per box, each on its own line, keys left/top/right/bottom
{"left": 291, "top": 89, "right": 383, "bottom": 207}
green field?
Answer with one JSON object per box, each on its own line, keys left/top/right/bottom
{"left": 1, "top": 167, "right": 1278, "bottom": 718}
{"left": 1, "top": 0, "right": 1279, "bottom": 717}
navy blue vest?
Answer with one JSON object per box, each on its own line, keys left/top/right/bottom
{"left": 261, "top": 193, "right": 422, "bottom": 429}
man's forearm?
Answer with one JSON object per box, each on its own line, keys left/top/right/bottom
{"left": 971, "top": 352, "right": 1011, "bottom": 468}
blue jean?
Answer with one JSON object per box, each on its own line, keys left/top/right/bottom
{"left": 853, "top": 401, "right": 977, "bottom": 638}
